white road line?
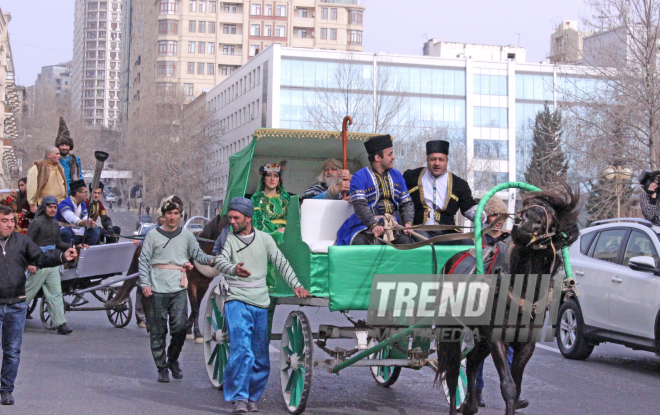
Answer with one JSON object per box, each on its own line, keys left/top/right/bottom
{"left": 536, "top": 344, "right": 561, "bottom": 354}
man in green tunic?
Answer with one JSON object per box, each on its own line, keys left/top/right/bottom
{"left": 138, "top": 195, "right": 218, "bottom": 383}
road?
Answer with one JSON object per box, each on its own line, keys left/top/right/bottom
{"left": 7, "top": 207, "right": 660, "bottom": 414}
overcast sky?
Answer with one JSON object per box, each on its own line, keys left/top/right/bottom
{"left": 2, "top": 0, "right": 588, "bottom": 87}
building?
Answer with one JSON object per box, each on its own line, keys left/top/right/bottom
{"left": 72, "top": 0, "right": 124, "bottom": 129}
{"left": 198, "top": 43, "right": 593, "bottom": 213}
{"left": 35, "top": 61, "right": 73, "bottom": 103}
{"left": 582, "top": 25, "right": 637, "bottom": 68}
{"left": 423, "top": 39, "right": 526, "bottom": 63}
{"left": 121, "top": 0, "right": 366, "bottom": 122}
{"left": 548, "top": 20, "right": 589, "bottom": 64}
{"left": 0, "top": 8, "right": 19, "bottom": 187}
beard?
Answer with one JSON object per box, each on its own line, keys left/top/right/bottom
{"left": 325, "top": 175, "right": 340, "bottom": 187}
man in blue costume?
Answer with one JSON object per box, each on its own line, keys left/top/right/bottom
{"left": 55, "top": 117, "right": 82, "bottom": 194}
{"left": 336, "top": 134, "right": 415, "bottom": 246}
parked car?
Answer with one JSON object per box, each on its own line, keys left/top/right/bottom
{"left": 136, "top": 215, "right": 154, "bottom": 230}
{"left": 105, "top": 193, "right": 116, "bottom": 202}
{"left": 134, "top": 223, "right": 158, "bottom": 236}
{"left": 188, "top": 223, "right": 204, "bottom": 233}
{"left": 556, "top": 218, "right": 660, "bottom": 360}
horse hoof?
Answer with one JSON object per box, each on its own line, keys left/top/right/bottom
{"left": 194, "top": 336, "right": 204, "bottom": 344}
{"left": 186, "top": 333, "right": 194, "bottom": 341}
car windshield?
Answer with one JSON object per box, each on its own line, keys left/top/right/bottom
{"left": 139, "top": 224, "right": 158, "bottom": 235}
{"left": 140, "top": 216, "right": 152, "bottom": 222}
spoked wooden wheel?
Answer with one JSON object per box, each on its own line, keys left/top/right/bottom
{"left": 367, "top": 339, "right": 402, "bottom": 387}
{"left": 280, "top": 311, "right": 313, "bottom": 414}
{"left": 39, "top": 298, "right": 56, "bottom": 330}
{"left": 26, "top": 297, "right": 38, "bottom": 319}
{"left": 105, "top": 288, "right": 133, "bottom": 328}
{"left": 204, "top": 293, "right": 229, "bottom": 389}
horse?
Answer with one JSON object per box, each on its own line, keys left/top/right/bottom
{"left": 438, "top": 183, "right": 579, "bottom": 415}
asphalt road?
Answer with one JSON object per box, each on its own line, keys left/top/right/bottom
{"left": 7, "top": 207, "right": 660, "bottom": 414}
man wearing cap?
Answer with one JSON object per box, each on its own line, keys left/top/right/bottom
{"left": 214, "top": 197, "right": 309, "bottom": 414}
{"left": 336, "top": 134, "right": 414, "bottom": 246}
{"left": 54, "top": 117, "right": 82, "bottom": 194}
{"left": 138, "top": 195, "right": 219, "bottom": 383}
{"left": 301, "top": 158, "right": 352, "bottom": 201}
{"left": 86, "top": 182, "right": 120, "bottom": 243}
{"left": 26, "top": 146, "right": 67, "bottom": 214}
{"left": 403, "top": 140, "right": 483, "bottom": 241}
{"left": 55, "top": 179, "right": 101, "bottom": 247}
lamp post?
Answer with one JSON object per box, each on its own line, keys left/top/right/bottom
{"left": 602, "top": 165, "right": 634, "bottom": 218}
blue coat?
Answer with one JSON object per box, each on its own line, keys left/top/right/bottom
{"left": 336, "top": 167, "right": 411, "bottom": 246}
{"left": 59, "top": 154, "right": 82, "bottom": 194}
{"left": 55, "top": 197, "right": 88, "bottom": 224}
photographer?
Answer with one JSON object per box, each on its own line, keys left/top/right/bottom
{"left": 639, "top": 170, "right": 660, "bottom": 225}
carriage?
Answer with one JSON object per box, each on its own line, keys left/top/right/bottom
{"left": 202, "top": 128, "right": 574, "bottom": 413}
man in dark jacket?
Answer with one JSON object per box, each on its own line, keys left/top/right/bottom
{"left": 86, "top": 182, "right": 120, "bottom": 243}
{"left": 26, "top": 196, "right": 73, "bottom": 335}
{"left": 0, "top": 205, "right": 76, "bottom": 405}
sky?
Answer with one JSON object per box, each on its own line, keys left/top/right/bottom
{"left": 2, "top": 0, "right": 588, "bottom": 87}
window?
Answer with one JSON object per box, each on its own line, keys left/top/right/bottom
{"left": 189, "top": 20, "right": 196, "bottom": 32}
{"left": 250, "top": 24, "right": 261, "bottom": 36}
{"left": 208, "top": 42, "right": 215, "bottom": 53}
{"left": 297, "top": 8, "right": 308, "bottom": 18}
{"left": 207, "top": 63, "right": 215, "bottom": 75}
{"left": 264, "top": 25, "right": 272, "bottom": 36}
{"left": 223, "top": 24, "right": 236, "bottom": 34}
{"left": 224, "top": 3, "right": 236, "bottom": 13}
{"left": 347, "top": 30, "right": 362, "bottom": 45}
{"left": 330, "top": 8, "right": 337, "bottom": 19}
{"left": 198, "top": 62, "right": 205, "bottom": 75}
{"left": 184, "top": 83, "right": 194, "bottom": 97}
{"left": 591, "top": 229, "right": 627, "bottom": 264}
{"left": 276, "top": 25, "right": 286, "bottom": 37}
{"left": 580, "top": 232, "right": 597, "bottom": 255}
{"left": 188, "top": 41, "right": 196, "bottom": 53}
{"left": 473, "top": 107, "right": 509, "bottom": 128}
{"left": 189, "top": 0, "right": 196, "bottom": 12}
{"left": 199, "top": 21, "right": 206, "bottom": 33}
{"left": 265, "top": 4, "right": 272, "bottom": 15}
{"left": 199, "top": 1, "right": 206, "bottom": 12}
{"left": 157, "top": 61, "right": 176, "bottom": 78}
{"left": 221, "top": 65, "right": 236, "bottom": 76}
{"left": 349, "top": 10, "right": 363, "bottom": 24}
{"left": 473, "top": 172, "right": 509, "bottom": 191}
{"left": 330, "top": 28, "right": 337, "bottom": 40}
{"left": 277, "top": 5, "right": 286, "bottom": 16}
{"left": 623, "top": 231, "right": 659, "bottom": 266}
{"left": 251, "top": 3, "right": 261, "bottom": 15}
{"left": 159, "top": 0, "right": 176, "bottom": 14}
{"left": 209, "top": 22, "right": 216, "bottom": 33}
{"left": 209, "top": 1, "right": 216, "bottom": 13}
{"left": 473, "top": 74, "right": 508, "bottom": 96}
{"left": 158, "top": 40, "right": 177, "bottom": 56}
{"left": 187, "top": 62, "right": 195, "bottom": 74}
{"left": 474, "top": 140, "right": 508, "bottom": 160}
{"left": 296, "top": 29, "right": 307, "bottom": 38}
{"left": 250, "top": 45, "right": 260, "bottom": 56}
{"left": 321, "top": 7, "right": 328, "bottom": 19}
{"left": 198, "top": 42, "right": 205, "bottom": 53}
{"left": 223, "top": 45, "right": 235, "bottom": 55}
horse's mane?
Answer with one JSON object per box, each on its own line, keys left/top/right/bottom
{"left": 523, "top": 182, "right": 580, "bottom": 249}
{"left": 199, "top": 214, "right": 228, "bottom": 241}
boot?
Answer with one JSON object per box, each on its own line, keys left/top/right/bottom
{"left": 157, "top": 368, "right": 170, "bottom": 383}
{"left": 169, "top": 361, "right": 183, "bottom": 379}
{"left": 247, "top": 401, "right": 259, "bottom": 412}
{"left": 232, "top": 400, "right": 248, "bottom": 414}
{"left": 1, "top": 392, "right": 14, "bottom": 405}
{"left": 476, "top": 389, "right": 486, "bottom": 407}
{"left": 57, "top": 323, "right": 73, "bottom": 335}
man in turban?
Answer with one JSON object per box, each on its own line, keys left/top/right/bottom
{"left": 55, "top": 117, "right": 82, "bottom": 194}
{"left": 336, "top": 134, "right": 414, "bottom": 245}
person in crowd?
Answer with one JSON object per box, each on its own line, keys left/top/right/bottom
{"left": 6, "top": 178, "right": 33, "bottom": 234}
{"left": 54, "top": 117, "right": 82, "bottom": 194}
{"left": 26, "top": 146, "right": 67, "bottom": 214}
{"left": 55, "top": 179, "right": 100, "bottom": 247}
{"left": 86, "top": 181, "right": 120, "bottom": 243}
{"left": 639, "top": 171, "right": 660, "bottom": 226}
{"left": 336, "top": 134, "right": 414, "bottom": 246}
{"left": 137, "top": 196, "right": 219, "bottom": 383}
{"left": 214, "top": 197, "right": 309, "bottom": 414}
{"left": 301, "top": 159, "right": 351, "bottom": 201}
{"left": 0, "top": 205, "right": 76, "bottom": 406}
{"left": 403, "top": 140, "right": 484, "bottom": 243}
{"left": 25, "top": 196, "right": 73, "bottom": 335}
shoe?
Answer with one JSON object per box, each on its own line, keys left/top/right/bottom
{"left": 57, "top": 324, "right": 73, "bottom": 335}
{"left": 516, "top": 398, "right": 529, "bottom": 409}
{"left": 247, "top": 401, "right": 259, "bottom": 412}
{"left": 157, "top": 368, "right": 170, "bottom": 383}
{"left": 137, "top": 320, "right": 146, "bottom": 328}
{"left": 1, "top": 392, "right": 14, "bottom": 405}
{"left": 476, "top": 389, "right": 486, "bottom": 407}
{"left": 169, "top": 361, "right": 183, "bottom": 379}
{"left": 232, "top": 400, "right": 248, "bottom": 414}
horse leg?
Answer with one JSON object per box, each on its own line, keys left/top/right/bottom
{"left": 441, "top": 341, "right": 462, "bottom": 415}
{"left": 510, "top": 342, "right": 535, "bottom": 405}
{"left": 490, "top": 341, "right": 517, "bottom": 415}
{"left": 460, "top": 340, "right": 491, "bottom": 415}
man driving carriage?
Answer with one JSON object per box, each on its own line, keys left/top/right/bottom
{"left": 56, "top": 179, "right": 100, "bottom": 247}
{"left": 336, "top": 134, "right": 415, "bottom": 246}
{"left": 86, "top": 181, "right": 120, "bottom": 244}
{"left": 301, "top": 158, "right": 352, "bottom": 201}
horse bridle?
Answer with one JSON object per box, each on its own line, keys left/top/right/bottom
{"left": 514, "top": 204, "right": 557, "bottom": 250}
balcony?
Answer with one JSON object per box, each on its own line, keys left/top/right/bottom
{"left": 219, "top": 13, "right": 244, "bottom": 24}
{"left": 291, "top": 37, "right": 314, "bottom": 48}
{"left": 292, "top": 17, "right": 315, "bottom": 28}
{"left": 218, "top": 33, "right": 243, "bottom": 44}
{"left": 218, "top": 54, "right": 243, "bottom": 66}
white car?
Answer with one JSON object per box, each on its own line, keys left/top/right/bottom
{"left": 105, "top": 193, "right": 116, "bottom": 202}
{"left": 557, "top": 218, "right": 660, "bottom": 360}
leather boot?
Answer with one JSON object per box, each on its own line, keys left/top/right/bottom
{"left": 169, "top": 361, "right": 183, "bottom": 379}
{"left": 157, "top": 368, "right": 170, "bottom": 383}
{"left": 476, "top": 389, "right": 486, "bottom": 407}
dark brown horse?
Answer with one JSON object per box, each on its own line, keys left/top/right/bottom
{"left": 440, "top": 184, "right": 579, "bottom": 415}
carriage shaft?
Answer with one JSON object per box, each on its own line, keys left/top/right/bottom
{"left": 72, "top": 272, "right": 138, "bottom": 295}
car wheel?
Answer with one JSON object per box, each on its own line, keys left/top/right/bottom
{"left": 556, "top": 300, "right": 594, "bottom": 360}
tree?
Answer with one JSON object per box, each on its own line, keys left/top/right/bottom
{"left": 525, "top": 105, "right": 569, "bottom": 188}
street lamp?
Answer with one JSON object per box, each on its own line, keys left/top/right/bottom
{"left": 602, "top": 165, "right": 634, "bottom": 218}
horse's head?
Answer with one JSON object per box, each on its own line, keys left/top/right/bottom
{"left": 199, "top": 213, "right": 229, "bottom": 241}
{"left": 511, "top": 182, "right": 580, "bottom": 251}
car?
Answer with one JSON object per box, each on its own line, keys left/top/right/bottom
{"left": 556, "top": 217, "right": 660, "bottom": 361}
{"left": 188, "top": 223, "right": 204, "bottom": 233}
{"left": 134, "top": 223, "right": 157, "bottom": 236}
{"left": 136, "top": 215, "right": 153, "bottom": 230}
{"left": 105, "top": 193, "right": 116, "bottom": 202}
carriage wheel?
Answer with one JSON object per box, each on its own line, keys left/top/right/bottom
{"left": 39, "top": 299, "right": 56, "bottom": 330}
{"left": 26, "top": 297, "right": 39, "bottom": 319}
{"left": 105, "top": 288, "right": 133, "bottom": 328}
{"left": 204, "top": 294, "right": 229, "bottom": 389}
{"left": 367, "top": 339, "right": 402, "bottom": 387}
{"left": 280, "top": 311, "right": 313, "bottom": 414}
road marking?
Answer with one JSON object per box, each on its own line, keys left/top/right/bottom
{"left": 536, "top": 344, "right": 561, "bottom": 354}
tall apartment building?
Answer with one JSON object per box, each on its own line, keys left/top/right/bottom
{"left": 35, "top": 61, "right": 73, "bottom": 103}
{"left": 121, "top": 0, "right": 366, "bottom": 121}
{"left": 0, "top": 8, "right": 19, "bottom": 186}
{"left": 548, "top": 20, "right": 589, "bottom": 64}
{"left": 72, "top": 0, "right": 124, "bottom": 129}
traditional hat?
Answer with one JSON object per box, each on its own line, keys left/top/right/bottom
{"left": 90, "top": 181, "right": 104, "bottom": 191}
{"left": 159, "top": 195, "right": 185, "bottom": 216}
{"left": 426, "top": 140, "right": 450, "bottom": 156}
{"left": 70, "top": 179, "right": 86, "bottom": 194}
{"left": 259, "top": 163, "right": 284, "bottom": 175}
{"left": 227, "top": 197, "right": 254, "bottom": 217}
{"left": 55, "top": 116, "right": 74, "bottom": 150}
{"left": 364, "top": 134, "right": 393, "bottom": 156}
{"left": 484, "top": 195, "right": 508, "bottom": 217}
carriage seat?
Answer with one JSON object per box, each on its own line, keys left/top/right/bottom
{"left": 300, "top": 199, "right": 354, "bottom": 253}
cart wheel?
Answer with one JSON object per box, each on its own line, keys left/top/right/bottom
{"left": 106, "top": 288, "right": 133, "bottom": 328}
{"left": 367, "top": 339, "right": 402, "bottom": 387}
{"left": 26, "top": 297, "right": 38, "bottom": 319}
{"left": 204, "top": 293, "right": 229, "bottom": 389}
{"left": 39, "top": 299, "right": 56, "bottom": 330}
{"left": 280, "top": 311, "right": 313, "bottom": 414}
